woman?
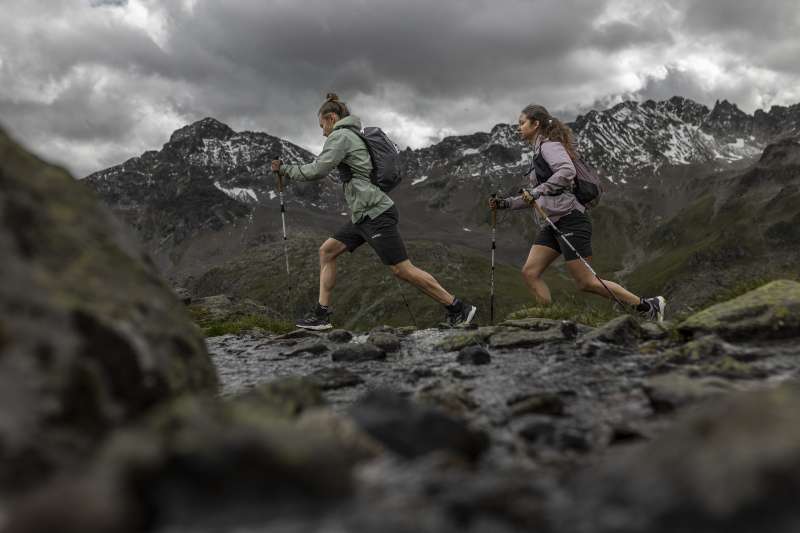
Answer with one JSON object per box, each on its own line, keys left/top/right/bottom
{"left": 489, "top": 104, "right": 665, "bottom": 321}
{"left": 272, "top": 93, "right": 476, "bottom": 330}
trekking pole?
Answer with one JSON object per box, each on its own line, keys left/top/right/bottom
{"left": 272, "top": 156, "right": 290, "bottom": 278}
{"left": 526, "top": 195, "right": 626, "bottom": 309}
{"left": 490, "top": 193, "right": 497, "bottom": 324}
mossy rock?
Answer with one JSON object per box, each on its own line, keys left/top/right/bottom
{"left": 678, "top": 280, "right": 800, "bottom": 340}
{"left": 435, "top": 327, "right": 499, "bottom": 352}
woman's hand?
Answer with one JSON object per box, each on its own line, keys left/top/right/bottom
{"left": 271, "top": 159, "right": 282, "bottom": 173}
{"left": 488, "top": 197, "right": 510, "bottom": 210}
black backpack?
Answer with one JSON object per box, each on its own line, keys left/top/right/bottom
{"left": 530, "top": 143, "right": 603, "bottom": 208}
{"left": 337, "top": 126, "right": 402, "bottom": 193}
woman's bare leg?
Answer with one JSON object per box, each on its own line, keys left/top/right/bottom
{"left": 318, "top": 238, "right": 348, "bottom": 306}
{"left": 521, "top": 245, "right": 561, "bottom": 305}
{"left": 564, "top": 257, "right": 639, "bottom": 305}
{"left": 390, "top": 259, "right": 454, "bottom": 305}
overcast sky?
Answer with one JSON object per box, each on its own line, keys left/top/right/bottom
{"left": 1, "top": 0, "right": 799, "bottom": 177}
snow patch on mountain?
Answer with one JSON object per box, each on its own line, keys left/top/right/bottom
{"left": 214, "top": 182, "right": 258, "bottom": 203}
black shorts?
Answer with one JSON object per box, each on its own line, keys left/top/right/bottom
{"left": 534, "top": 210, "right": 592, "bottom": 261}
{"left": 332, "top": 205, "right": 409, "bottom": 266}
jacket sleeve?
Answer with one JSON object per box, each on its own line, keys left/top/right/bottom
{"left": 531, "top": 142, "right": 576, "bottom": 197}
{"left": 281, "top": 130, "right": 349, "bottom": 182}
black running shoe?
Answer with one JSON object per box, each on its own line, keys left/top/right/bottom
{"left": 638, "top": 296, "right": 666, "bottom": 323}
{"left": 448, "top": 302, "right": 477, "bottom": 327}
{"left": 296, "top": 306, "right": 333, "bottom": 331}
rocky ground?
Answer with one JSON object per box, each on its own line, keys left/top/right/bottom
{"left": 151, "top": 279, "right": 800, "bottom": 533}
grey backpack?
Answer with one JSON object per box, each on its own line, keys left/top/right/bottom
{"left": 338, "top": 126, "right": 402, "bottom": 193}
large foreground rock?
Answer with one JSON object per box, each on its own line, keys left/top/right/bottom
{"left": 0, "top": 128, "right": 218, "bottom": 493}
{"left": 678, "top": 280, "right": 800, "bottom": 340}
{"left": 558, "top": 383, "right": 800, "bottom": 532}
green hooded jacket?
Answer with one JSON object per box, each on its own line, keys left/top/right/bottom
{"left": 280, "top": 115, "right": 394, "bottom": 224}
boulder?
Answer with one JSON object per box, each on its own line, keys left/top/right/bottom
{"left": 366, "top": 332, "right": 402, "bottom": 353}
{"left": 559, "top": 383, "right": 800, "bottom": 533}
{"left": 349, "top": 390, "right": 489, "bottom": 461}
{"left": 457, "top": 345, "right": 492, "bottom": 365}
{"left": 579, "top": 315, "right": 643, "bottom": 346}
{"left": 331, "top": 343, "right": 386, "bottom": 363}
{"left": 678, "top": 280, "right": 800, "bottom": 340}
{"left": 0, "top": 128, "right": 216, "bottom": 493}
{"left": 489, "top": 328, "right": 570, "bottom": 349}
{"left": 327, "top": 329, "right": 353, "bottom": 343}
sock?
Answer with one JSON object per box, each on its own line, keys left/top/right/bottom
{"left": 316, "top": 302, "right": 331, "bottom": 314}
{"left": 635, "top": 297, "right": 651, "bottom": 312}
{"left": 445, "top": 297, "right": 463, "bottom": 313}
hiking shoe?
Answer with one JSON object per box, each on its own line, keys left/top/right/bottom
{"left": 296, "top": 306, "right": 333, "bottom": 331}
{"left": 447, "top": 302, "right": 477, "bottom": 327}
{"left": 638, "top": 296, "right": 666, "bottom": 323}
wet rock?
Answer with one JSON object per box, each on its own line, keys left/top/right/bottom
{"left": 296, "top": 408, "right": 383, "bottom": 460}
{"left": 331, "top": 343, "right": 386, "bottom": 362}
{"left": 232, "top": 377, "right": 325, "bottom": 418}
{"left": 644, "top": 373, "right": 736, "bottom": 413}
{"left": 457, "top": 345, "right": 492, "bottom": 365}
{"left": 350, "top": 390, "right": 489, "bottom": 461}
{"left": 559, "top": 383, "right": 800, "bottom": 533}
{"left": 660, "top": 334, "right": 768, "bottom": 366}
{"left": 516, "top": 417, "right": 558, "bottom": 444}
{"left": 306, "top": 367, "right": 364, "bottom": 390}
{"left": 275, "top": 329, "right": 322, "bottom": 340}
{"left": 327, "top": 329, "right": 353, "bottom": 343}
{"left": 515, "top": 417, "right": 593, "bottom": 452}
{"left": 280, "top": 341, "right": 329, "bottom": 358}
{"left": 678, "top": 279, "right": 800, "bottom": 340}
{"left": 580, "top": 315, "right": 643, "bottom": 346}
{"left": 500, "top": 318, "right": 563, "bottom": 330}
{"left": 0, "top": 128, "right": 216, "bottom": 493}
{"left": 507, "top": 392, "right": 565, "bottom": 417}
{"left": 367, "top": 331, "right": 402, "bottom": 353}
{"left": 435, "top": 327, "right": 498, "bottom": 352}
{"left": 641, "top": 321, "right": 670, "bottom": 340}
{"left": 489, "top": 328, "right": 570, "bottom": 349}
{"left": 415, "top": 382, "right": 478, "bottom": 418}
{"left": 560, "top": 320, "right": 579, "bottom": 339}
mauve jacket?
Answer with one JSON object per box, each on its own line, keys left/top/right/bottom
{"left": 508, "top": 136, "right": 585, "bottom": 224}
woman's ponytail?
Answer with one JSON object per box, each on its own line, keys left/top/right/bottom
{"left": 521, "top": 104, "right": 577, "bottom": 160}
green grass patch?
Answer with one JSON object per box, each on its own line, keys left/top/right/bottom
{"left": 201, "top": 315, "right": 295, "bottom": 337}
{"left": 506, "top": 298, "right": 618, "bottom": 327}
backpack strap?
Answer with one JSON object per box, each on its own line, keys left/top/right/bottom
{"left": 336, "top": 125, "right": 375, "bottom": 183}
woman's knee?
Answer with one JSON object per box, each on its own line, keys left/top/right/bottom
{"left": 319, "top": 243, "right": 338, "bottom": 263}
{"left": 574, "top": 277, "right": 597, "bottom": 292}
{"left": 390, "top": 263, "right": 409, "bottom": 280}
{"left": 522, "top": 264, "right": 543, "bottom": 282}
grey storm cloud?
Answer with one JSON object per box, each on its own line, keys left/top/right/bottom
{"left": 0, "top": 0, "right": 799, "bottom": 177}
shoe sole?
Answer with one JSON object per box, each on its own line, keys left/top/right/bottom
{"left": 295, "top": 323, "right": 333, "bottom": 331}
{"left": 462, "top": 305, "right": 477, "bottom": 326}
{"left": 655, "top": 296, "right": 666, "bottom": 323}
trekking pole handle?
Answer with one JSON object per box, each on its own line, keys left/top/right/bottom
{"left": 271, "top": 155, "right": 284, "bottom": 193}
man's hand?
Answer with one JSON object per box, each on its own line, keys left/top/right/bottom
{"left": 271, "top": 159, "right": 282, "bottom": 173}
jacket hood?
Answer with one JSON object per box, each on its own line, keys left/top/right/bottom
{"left": 333, "top": 115, "right": 362, "bottom": 131}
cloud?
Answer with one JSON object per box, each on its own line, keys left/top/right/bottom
{"left": 0, "top": 0, "right": 799, "bottom": 176}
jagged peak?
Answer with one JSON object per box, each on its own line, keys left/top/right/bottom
{"left": 168, "top": 117, "right": 236, "bottom": 144}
